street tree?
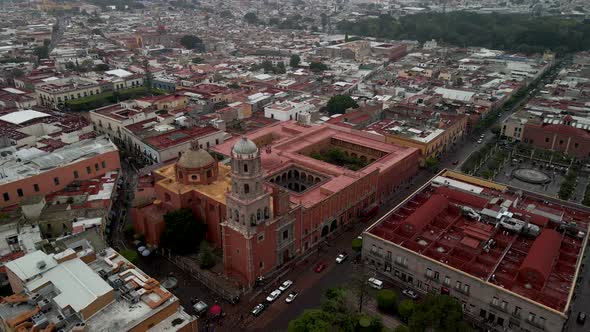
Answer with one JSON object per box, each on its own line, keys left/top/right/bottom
{"left": 326, "top": 95, "right": 359, "bottom": 115}
{"left": 352, "top": 237, "right": 362, "bottom": 253}
{"left": 94, "top": 63, "right": 109, "bottom": 71}
{"left": 398, "top": 300, "right": 415, "bottom": 321}
{"left": 408, "top": 294, "right": 471, "bottom": 332}
{"left": 309, "top": 61, "right": 329, "bottom": 72}
{"left": 161, "top": 208, "right": 207, "bottom": 255}
{"left": 376, "top": 289, "right": 397, "bottom": 312}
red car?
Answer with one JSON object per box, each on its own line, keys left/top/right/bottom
{"left": 314, "top": 262, "right": 327, "bottom": 273}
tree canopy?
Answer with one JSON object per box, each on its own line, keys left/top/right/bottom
{"left": 326, "top": 95, "right": 359, "bottom": 115}
{"left": 288, "top": 287, "right": 383, "bottom": 332}
{"left": 408, "top": 294, "right": 471, "bottom": 332}
{"left": 33, "top": 45, "right": 49, "bottom": 59}
{"left": 180, "top": 35, "right": 205, "bottom": 52}
{"left": 376, "top": 289, "right": 397, "bottom": 311}
{"left": 352, "top": 238, "right": 362, "bottom": 252}
{"left": 244, "top": 12, "right": 258, "bottom": 24}
{"left": 337, "top": 12, "right": 590, "bottom": 54}
{"left": 290, "top": 54, "right": 301, "bottom": 68}
{"left": 309, "top": 61, "right": 329, "bottom": 73}
{"left": 161, "top": 208, "right": 207, "bottom": 255}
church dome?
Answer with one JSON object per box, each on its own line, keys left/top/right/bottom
{"left": 177, "top": 149, "right": 215, "bottom": 169}
{"left": 232, "top": 137, "right": 258, "bottom": 155}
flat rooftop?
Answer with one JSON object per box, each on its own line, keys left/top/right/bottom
{"left": 0, "top": 136, "right": 117, "bottom": 185}
{"left": 366, "top": 170, "right": 590, "bottom": 313}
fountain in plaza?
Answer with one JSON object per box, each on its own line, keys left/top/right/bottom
{"left": 512, "top": 168, "right": 552, "bottom": 184}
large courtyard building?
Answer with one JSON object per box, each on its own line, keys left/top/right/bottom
{"left": 362, "top": 170, "right": 590, "bottom": 332}
{"left": 132, "top": 121, "right": 420, "bottom": 285}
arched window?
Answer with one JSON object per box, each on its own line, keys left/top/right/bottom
{"left": 235, "top": 210, "right": 239, "bottom": 223}
{"left": 250, "top": 214, "right": 255, "bottom": 225}
{"left": 244, "top": 184, "right": 250, "bottom": 194}
{"left": 264, "top": 207, "right": 269, "bottom": 219}
{"left": 228, "top": 209, "right": 232, "bottom": 219}
{"left": 257, "top": 209, "right": 261, "bottom": 220}
{"left": 243, "top": 163, "right": 248, "bottom": 173}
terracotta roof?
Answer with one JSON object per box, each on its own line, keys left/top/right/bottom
{"left": 518, "top": 229, "right": 561, "bottom": 289}
{"left": 401, "top": 194, "right": 448, "bottom": 235}
{"left": 435, "top": 186, "right": 488, "bottom": 209}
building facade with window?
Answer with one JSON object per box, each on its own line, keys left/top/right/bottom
{"left": 362, "top": 170, "right": 590, "bottom": 332}
{"left": 34, "top": 76, "right": 103, "bottom": 108}
{"left": 0, "top": 136, "right": 120, "bottom": 208}
{"left": 132, "top": 121, "right": 420, "bottom": 286}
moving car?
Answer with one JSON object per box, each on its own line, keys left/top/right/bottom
{"left": 577, "top": 312, "right": 586, "bottom": 325}
{"left": 279, "top": 280, "right": 293, "bottom": 292}
{"left": 452, "top": 160, "right": 459, "bottom": 165}
{"left": 315, "top": 262, "right": 327, "bottom": 273}
{"left": 368, "top": 277, "right": 383, "bottom": 289}
{"left": 286, "top": 292, "right": 298, "bottom": 303}
{"left": 477, "top": 139, "right": 483, "bottom": 144}
{"left": 266, "top": 289, "right": 282, "bottom": 302}
{"left": 402, "top": 289, "right": 419, "bottom": 300}
{"left": 336, "top": 252, "right": 348, "bottom": 264}
{"left": 252, "top": 303, "right": 266, "bottom": 316}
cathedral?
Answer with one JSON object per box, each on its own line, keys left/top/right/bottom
{"left": 132, "top": 122, "right": 420, "bottom": 286}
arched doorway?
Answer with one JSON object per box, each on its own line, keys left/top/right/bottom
{"left": 330, "top": 220, "right": 337, "bottom": 232}
{"left": 321, "top": 225, "right": 329, "bottom": 237}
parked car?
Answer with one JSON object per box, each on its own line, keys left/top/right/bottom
{"left": 336, "top": 252, "right": 348, "bottom": 264}
{"left": 286, "top": 292, "right": 298, "bottom": 303}
{"left": 315, "top": 262, "right": 327, "bottom": 273}
{"left": 402, "top": 289, "right": 419, "bottom": 300}
{"left": 368, "top": 277, "right": 383, "bottom": 289}
{"left": 192, "top": 300, "right": 208, "bottom": 317}
{"left": 452, "top": 160, "right": 459, "bottom": 165}
{"left": 279, "top": 280, "right": 293, "bottom": 292}
{"left": 266, "top": 289, "right": 282, "bottom": 302}
{"left": 477, "top": 139, "right": 483, "bottom": 144}
{"left": 577, "top": 312, "right": 586, "bottom": 325}
{"left": 252, "top": 303, "right": 266, "bottom": 316}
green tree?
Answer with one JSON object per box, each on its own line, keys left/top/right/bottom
{"left": 198, "top": 241, "right": 217, "bottom": 269}
{"left": 326, "top": 95, "right": 359, "bottom": 115}
{"left": 276, "top": 62, "right": 286, "bottom": 74}
{"left": 180, "top": 35, "right": 205, "bottom": 51}
{"left": 34, "top": 45, "right": 49, "bottom": 59}
{"left": 376, "top": 289, "right": 397, "bottom": 311}
{"left": 352, "top": 238, "right": 362, "bottom": 252}
{"left": 161, "top": 208, "right": 207, "bottom": 255}
{"left": 288, "top": 309, "right": 332, "bottom": 332}
{"left": 425, "top": 157, "right": 439, "bottom": 170}
{"left": 289, "top": 54, "right": 301, "bottom": 68}
{"left": 398, "top": 300, "right": 415, "bottom": 321}
{"left": 228, "top": 82, "right": 240, "bottom": 89}
{"left": 120, "top": 249, "right": 139, "bottom": 264}
{"left": 408, "top": 294, "right": 471, "bottom": 332}
{"left": 244, "top": 12, "right": 258, "bottom": 24}
{"left": 123, "top": 224, "right": 135, "bottom": 238}
{"left": 94, "top": 63, "right": 110, "bottom": 71}
{"left": 309, "top": 61, "right": 329, "bottom": 73}
{"left": 192, "top": 57, "right": 204, "bottom": 64}
{"left": 394, "top": 326, "right": 410, "bottom": 332}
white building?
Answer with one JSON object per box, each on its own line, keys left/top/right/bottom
{"left": 264, "top": 100, "right": 316, "bottom": 121}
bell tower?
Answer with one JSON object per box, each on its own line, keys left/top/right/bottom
{"left": 225, "top": 137, "right": 272, "bottom": 237}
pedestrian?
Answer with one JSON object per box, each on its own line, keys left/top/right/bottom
{"left": 240, "top": 314, "right": 244, "bottom": 321}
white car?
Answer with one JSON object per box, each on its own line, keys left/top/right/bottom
{"left": 278, "top": 280, "right": 293, "bottom": 292}
{"left": 285, "top": 292, "right": 298, "bottom": 303}
{"left": 477, "top": 139, "right": 483, "bottom": 144}
{"left": 266, "top": 289, "right": 282, "bottom": 302}
{"left": 335, "top": 252, "right": 348, "bottom": 264}
{"left": 402, "top": 289, "right": 419, "bottom": 300}
{"left": 368, "top": 277, "right": 383, "bottom": 289}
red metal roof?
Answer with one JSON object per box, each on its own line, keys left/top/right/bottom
{"left": 401, "top": 194, "right": 448, "bottom": 235}
{"left": 518, "top": 229, "right": 562, "bottom": 289}
{"left": 435, "top": 186, "right": 488, "bottom": 209}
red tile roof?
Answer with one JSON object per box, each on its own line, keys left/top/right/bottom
{"left": 401, "top": 194, "right": 448, "bottom": 236}
{"left": 518, "top": 229, "right": 561, "bottom": 289}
